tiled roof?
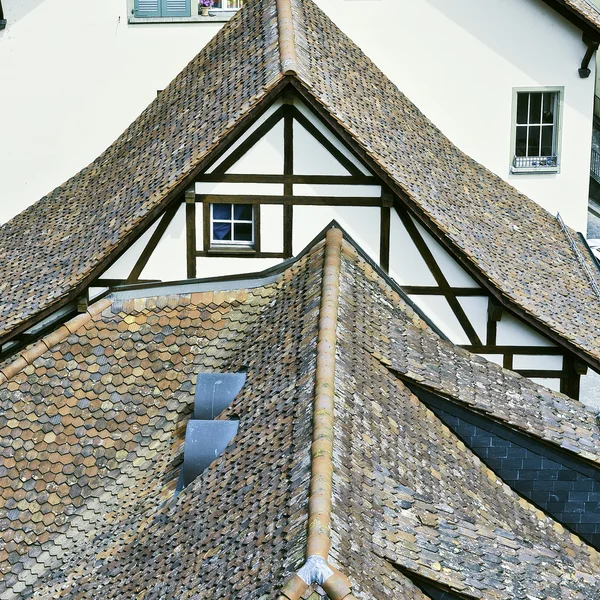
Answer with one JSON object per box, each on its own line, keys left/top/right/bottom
{"left": 562, "top": 0, "right": 600, "bottom": 32}
{"left": 1, "top": 0, "right": 600, "bottom": 366}
{"left": 0, "top": 229, "right": 599, "bottom": 598}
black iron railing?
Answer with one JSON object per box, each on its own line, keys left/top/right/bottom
{"left": 512, "top": 155, "right": 557, "bottom": 169}
{"left": 591, "top": 148, "right": 600, "bottom": 184}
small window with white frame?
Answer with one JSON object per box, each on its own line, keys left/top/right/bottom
{"left": 210, "top": 203, "right": 254, "bottom": 247}
{"left": 210, "top": 0, "right": 244, "bottom": 10}
{"left": 511, "top": 88, "right": 562, "bottom": 174}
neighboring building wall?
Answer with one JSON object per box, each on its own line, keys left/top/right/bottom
{"left": 0, "top": 0, "right": 595, "bottom": 230}
{"left": 315, "top": 0, "right": 595, "bottom": 233}
{"left": 0, "top": 0, "right": 222, "bottom": 225}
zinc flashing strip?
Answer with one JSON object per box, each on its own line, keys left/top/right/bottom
{"left": 0, "top": 298, "right": 112, "bottom": 384}
{"left": 276, "top": 0, "right": 299, "bottom": 75}
{"left": 280, "top": 228, "right": 358, "bottom": 600}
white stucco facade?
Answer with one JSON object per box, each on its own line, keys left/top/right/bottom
{"left": 0, "top": 0, "right": 596, "bottom": 231}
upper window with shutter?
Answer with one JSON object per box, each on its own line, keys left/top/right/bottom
{"left": 134, "top": 0, "right": 191, "bottom": 17}
{"left": 132, "top": 0, "right": 245, "bottom": 19}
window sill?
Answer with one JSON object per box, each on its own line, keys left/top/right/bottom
{"left": 128, "top": 12, "right": 236, "bottom": 24}
{"left": 510, "top": 166, "right": 560, "bottom": 175}
{"left": 208, "top": 246, "right": 256, "bottom": 255}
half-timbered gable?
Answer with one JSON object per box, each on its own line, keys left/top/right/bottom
{"left": 1, "top": 0, "right": 599, "bottom": 402}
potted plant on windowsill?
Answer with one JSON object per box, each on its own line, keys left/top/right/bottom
{"left": 199, "top": 0, "right": 213, "bottom": 16}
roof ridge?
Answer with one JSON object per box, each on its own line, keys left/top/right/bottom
{"left": 276, "top": 0, "right": 299, "bottom": 75}
{"left": 279, "top": 227, "right": 358, "bottom": 600}
{"left": 0, "top": 298, "right": 112, "bottom": 386}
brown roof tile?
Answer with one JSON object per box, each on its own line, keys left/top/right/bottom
{"left": 1, "top": 0, "right": 599, "bottom": 374}
{"left": 1, "top": 230, "right": 600, "bottom": 597}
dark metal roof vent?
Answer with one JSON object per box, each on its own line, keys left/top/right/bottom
{"left": 179, "top": 372, "right": 246, "bottom": 490}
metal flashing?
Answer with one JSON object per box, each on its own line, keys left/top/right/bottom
{"left": 180, "top": 372, "right": 246, "bottom": 489}
{"left": 194, "top": 372, "right": 246, "bottom": 420}
{"left": 181, "top": 420, "right": 240, "bottom": 487}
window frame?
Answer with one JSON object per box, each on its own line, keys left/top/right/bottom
{"left": 209, "top": 202, "right": 258, "bottom": 250}
{"left": 209, "top": 0, "right": 245, "bottom": 11}
{"left": 509, "top": 86, "right": 564, "bottom": 175}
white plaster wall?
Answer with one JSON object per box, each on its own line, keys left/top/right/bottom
{"left": 496, "top": 312, "right": 555, "bottom": 346}
{"left": 0, "top": 0, "right": 223, "bottom": 225}
{"left": 315, "top": 0, "right": 595, "bottom": 231}
{"left": 292, "top": 205, "right": 380, "bottom": 259}
{"left": 389, "top": 211, "right": 437, "bottom": 286}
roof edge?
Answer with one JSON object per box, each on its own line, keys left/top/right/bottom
{"left": 0, "top": 298, "right": 112, "bottom": 386}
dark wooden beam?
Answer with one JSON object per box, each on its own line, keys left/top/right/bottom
{"left": 401, "top": 286, "right": 486, "bottom": 296}
{"left": 398, "top": 208, "right": 482, "bottom": 346}
{"left": 284, "top": 104, "right": 294, "bottom": 258}
{"left": 254, "top": 203, "right": 261, "bottom": 253}
{"left": 486, "top": 314, "right": 497, "bottom": 347}
{"left": 195, "top": 250, "right": 285, "bottom": 259}
{"left": 185, "top": 191, "right": 197, "bottom": 279}
{"left": 515, "top": 369, "right": 566, "bottom": 378}
{"left": 94, "top": 278, "right": 159, "bottom": 287}
{"left": 195, "top": 194, "right": 383, "bottom": 207}
{"left": 202, "top": 201, "right": 211, "bottom": 253}
{"left": 196, "top": 173, "right": 377, "bottom": 185}
{"left": 461, "top": 344, "right": 563, "bottom": 355}
{"left": 128, "top": 200, "right": 181, "bottom": 283}
{"left": 380, "top": 206, "right": 390, "bottom": 273}
{"left": 561, "top": 355, "right": 581, "bottom": 400}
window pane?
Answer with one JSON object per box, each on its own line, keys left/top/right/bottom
{"left": 542, "top": 93, "right": 555, "bottom": 124}
{"left": 529, "top": 93, "right": 542, "bottom": 124}
{"left": 515, "top": 126, "right": 527, "bottom": 157}
{"left": 541, "top": 126, "right": 554, "bottom": 156}
{"left": 516, "top": 93, "right": 529, "bottom": 124}
{"left": 528, "top": 126, "right": 541, "bottom": 157}
{"left": 213, "top": 204, "right": 231, "bottom": 220}
{"left": 234, "top": 223, "right": 253, "bottom": 242}
{"left": 213, "top": 222, "right": 232, "bottom": 241}
{"left": 234, "top": 204, "right": 252, "bottom": 221}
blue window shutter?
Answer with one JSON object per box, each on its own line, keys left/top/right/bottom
{"left": 161, "top": 0, "right": 191, "bottom": 16}
{"left": 135, "top": 0, "right": 161, "bottom": 16}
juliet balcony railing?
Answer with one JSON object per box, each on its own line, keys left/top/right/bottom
{"left": 591, "top": 147, "right": 600, "bottom": 184}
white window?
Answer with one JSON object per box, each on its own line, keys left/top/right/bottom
{"left": 511, "top": 88, "right": 562, "bottom": 174}
{"left": 211, "top": 203, "right": 254, "bottom": 246}
{"left": 210, "top": 0, "right": 244, "bottom": 10}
